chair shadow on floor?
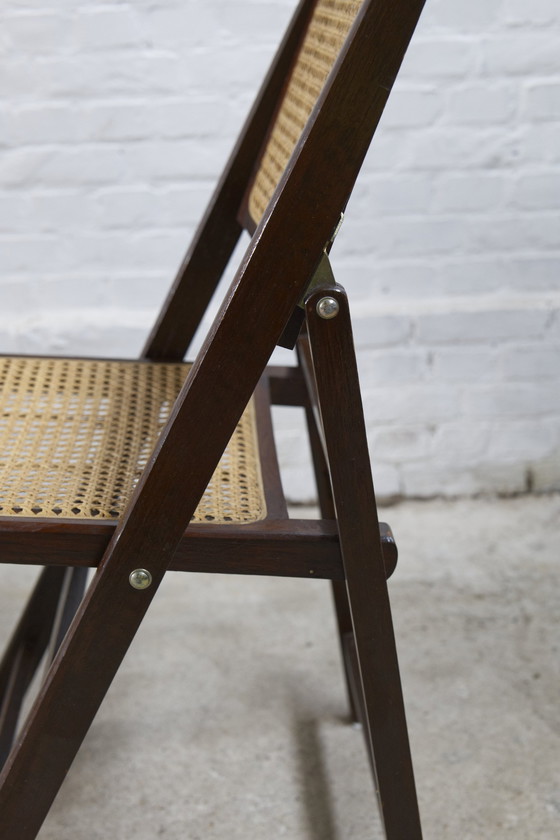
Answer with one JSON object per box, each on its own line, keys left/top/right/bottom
{"left": 291, "top": 687, "right": 384, "bottom": 840}
{"left": 293, "top": 715, "right": 340, "bottom": 840}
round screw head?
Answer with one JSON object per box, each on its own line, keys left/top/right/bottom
{"left": 129, "top": 568, "right": 152, "bottom": 590}
{"left": 316, "top": 296, "right": 339, "bottom": 319}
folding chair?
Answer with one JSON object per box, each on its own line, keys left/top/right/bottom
{"left": 0, "top": 1, "right": 427, "bottom": 836}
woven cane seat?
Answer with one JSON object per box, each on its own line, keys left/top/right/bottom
{"left": 0, "top": 356, "right": 266, "bottom": 524}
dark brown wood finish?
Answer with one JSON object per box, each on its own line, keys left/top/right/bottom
{"left": 43, "top": 568, "right": 89, "bottom": 670}
{"left": 142, "top": 0, "right": 316, "bottom": 362}
{"left": 0, "top": 568, "right": 68, "bottom": 766}
{"left": 0, "top": 1, "right": 426, "bottom": 837}
{"left": 0, "top": 518, "right": 397, "bottom": 579}
{"left": 306, "top": 283, "right": 422, "bottom": 838}
{"left": 267, "top": 364, "right": 308, "bottom": 407}
{"left": 297, "top": 332, "right": 362, "bottom": 723}
{"left": 253, "top": 375, "right": 289, "bottom": 519}
{"left": 0, "top": 567, "right": 88, "bottom": 768}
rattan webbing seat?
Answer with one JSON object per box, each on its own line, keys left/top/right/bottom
{"left": 0, "top": 356, "right": 266, "bottom": 524}
{"left": 0, "top": 2, "right": 427, "bottom": 838}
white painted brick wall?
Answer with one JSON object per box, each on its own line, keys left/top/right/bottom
{"left": 1, "top": 0, "right": 559, "bottom": 502}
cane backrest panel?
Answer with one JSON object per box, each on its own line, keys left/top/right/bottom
{"left": 247, "top": 0, "right": 364, "bottom": 224}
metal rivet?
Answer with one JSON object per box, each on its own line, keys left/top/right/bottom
{"left": 129, "top": 568, "right": 152, "bottom": 590}
{"left": 316, "top": 296, "right": 339, "bottom": 319}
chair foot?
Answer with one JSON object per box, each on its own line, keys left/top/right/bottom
{"left": 348, "top": 580, "right": 423, "bottom": 840}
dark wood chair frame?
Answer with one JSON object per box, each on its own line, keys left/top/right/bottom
{"left": 0, "top": 1, "right": 427, "bottom": 837}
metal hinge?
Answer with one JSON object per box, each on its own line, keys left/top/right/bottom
{"left": 298, "top": 212, "right": 344, "bottom": 306}
{"left": 277, "top": 214, "right": 344, "bottom": 349}
{"left": 298, "top": 250, "right": 336, "bottom": 307}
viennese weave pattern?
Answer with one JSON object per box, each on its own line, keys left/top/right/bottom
{"left": 248, "top": 0, "right": 363, "bottom": 223}
{"left": 0, "top": 357, "right": 266, "bottom": 523}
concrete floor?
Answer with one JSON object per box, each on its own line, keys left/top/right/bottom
{"left": 1, "top": 494, "right": 559, "bottom": 839}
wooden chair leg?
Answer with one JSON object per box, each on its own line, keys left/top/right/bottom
{"left": 44, "top": 567, "right": 89, "bottom": 669}
{"left": 331, "top": 580, "right": 360, "bottom": 722}
{"left": 306, "top": 286, "right": 422, "bottom": 839}
{"left": 0, "top": 543, "right": 170, "bottom": 840}
{"left": 298, "top": 363, "right": 360, "bottom": 723}
{"left": 0, "top": 567, "right": 68, "bottom": 767}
